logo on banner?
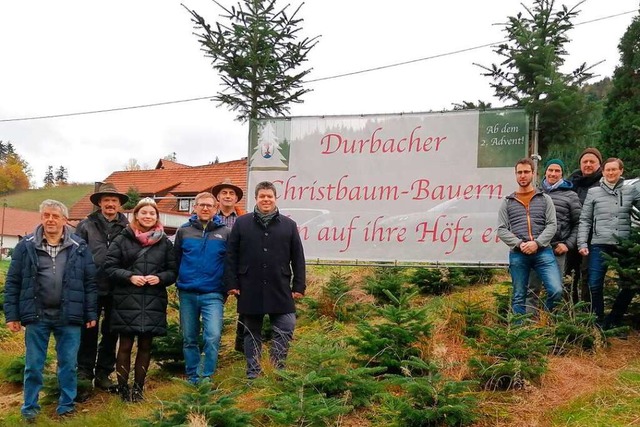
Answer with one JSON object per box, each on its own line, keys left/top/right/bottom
{"left": 249, "top": 120, "right": 290, "bottom": 171}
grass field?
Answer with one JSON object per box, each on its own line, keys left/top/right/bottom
{"left": 1, "top": 184, "right": 93, "bottom": 212}
{"left": 0, "top": 265, "right": 638, "bottom": 426}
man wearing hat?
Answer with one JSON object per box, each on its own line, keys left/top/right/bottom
{"left": 526, "top": 159, "right": 582, "bottom": 312}
{"left": 566, "top": 147, "right": 603, "bottom": 303}
{"left": 76, "top": 182, "right": 130, "bottom": 395}
{"left": 211, "top": 178, "right": 246, "bottom": 352}
{"left": 211, "top": 178, "right": 245, "bottom": 228}
{"left": 569, "top": 147, "right": 603, "bottom": 204}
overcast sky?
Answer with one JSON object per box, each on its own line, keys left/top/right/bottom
{"left": 0, "top": 0, "right": 637, "bottom": 185}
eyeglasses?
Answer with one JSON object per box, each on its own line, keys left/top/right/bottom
{"left": 196, "top": 203, "right": 215, "bottom": 209}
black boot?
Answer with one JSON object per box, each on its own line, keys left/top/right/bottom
{"left": 118, "top": 384, "right": 131, "bottom": 402}
{"left": 95, "top": 375, "right": 118, "bottom": 393}
{"left": 131, "top": 382, "right": 144, "bottom": 403}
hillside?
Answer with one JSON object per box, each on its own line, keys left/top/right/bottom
{"left": 1, "top": 184, "right": 93, "bottom": 211}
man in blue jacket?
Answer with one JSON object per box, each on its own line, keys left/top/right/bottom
{"left": 174, "top": 192, "right": 230, "bottom": 385}
{"left": 4, "top": 200, "right": 97, "bottom": 422}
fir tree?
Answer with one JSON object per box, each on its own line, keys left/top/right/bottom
{"left": 139, "top": 381, "right": 251, "bottom": 427}
{"left": 122, "top": 187, "right": 141, "bottom": 210}
{"left": 384, "top": 357, "right": 478, "bottom": 427}
{"left": 43, "top": 166, "right": 55, "bottom": 188}
{"left": 476, "top": 0, "right": 597, "bottom": 159}
{"left": 467, "top": 314, "right": 552, "bottom": 390}
{"left": 600, "top": 14, "right": 640, "bottom": 175}
{"left": 348, "top": 290, "right": 432, "bottom": 374}
{"left": 54, "top": 166, "right": 68, "bottom": 185}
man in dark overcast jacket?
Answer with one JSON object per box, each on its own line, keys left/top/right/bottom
{"left": 225, "top": 181, "right": 306, "bottom": 379}
{"left": 75, "top": 182, "right": 129, "bottom": 393}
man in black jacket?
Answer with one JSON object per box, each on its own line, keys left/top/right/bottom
{"left": 226, "top": 181, "right": 306, "bottom": 379}
{"left": 76, "top": 182, "right": 129, "bottom": 393}
{"left": 566, "top": 147, "right": 603, "bottom": 303}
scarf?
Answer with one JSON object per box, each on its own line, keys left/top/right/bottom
{"left": 541, "top": 178, "right": 564, "bottom": 192}
{"left": 254, "top": 205, "right": 278, "bottom": 227}
{"left": 134, "top": 223, "right": 165, "bottom": 247}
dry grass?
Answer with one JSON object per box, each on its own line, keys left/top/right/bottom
{"left": 473, "top": 334, "right": 640, "bottom": 427}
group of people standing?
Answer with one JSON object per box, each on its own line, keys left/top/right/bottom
{"left": 498, "top": 147, "right": 640, "bottom": 326}
{"left": 3, "top": 179, "right": 306, "bottom": 422}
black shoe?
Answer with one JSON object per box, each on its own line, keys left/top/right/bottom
{"left": 22, "top": 413, "right": 37, "bottom": 424}
{"left": 75, "top": 387, "right": 92, "bottom": 403}
{"left": 118, "top": 384, "right": 131, "bottom": 402}
{"left": 131, "top": 383, "right": 144, "bottom": 403}
{"left": 95, "top": 375, "right": 118, "bottom": 392}
{"left": 58, "top": 409, "right": 75, "bottom": 419}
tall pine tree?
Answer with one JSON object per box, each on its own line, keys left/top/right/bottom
{"left": 600, "top": 12, "right": 640, "bottom": 176}
{"left": 43, "top": 166, "right": 55, "bottom": 188}
{"left": 476, "top": 0, "right": 597, "bottom": 161}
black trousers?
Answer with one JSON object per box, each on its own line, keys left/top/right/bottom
{"left": 77, "top": 295, "right": 118, "bottom": 380}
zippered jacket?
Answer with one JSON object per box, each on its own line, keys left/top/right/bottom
{"left": 75, "top": 211, "right": 129, "bottom": 295}
{"left": 104, "top": 226, "right": 177, "bottom": 336}
{"left": 541, "top": 180, "right": 582, "bottom": 250}
{"left": 4, "top": 225, "right": 97, "bottom": 326}
{"left": 497, "top": 190, "right": 557, "bottom": 250}
{"left": 578, "top": 178, "right": 640, "bottom": 248}
{"left": 174, "top": 214, "right": 230, "bottom": 294}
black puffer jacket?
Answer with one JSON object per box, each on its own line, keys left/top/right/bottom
{"left": 541, "top": 180, "right": 582, "bottom": 250}
{"left": 104, "top": 227, "right": 177, "bottom": 336}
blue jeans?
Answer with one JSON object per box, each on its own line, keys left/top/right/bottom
{"left": 509, "top": 247, "right": 563, "bottom": 315}
{"left": 587, "top": 244, "right": 616, "bottom": 319}
{"left": 243, "top": 313, "right": 296, "bottom": 379}
{"left": 23, "top": 320, "right": 81, "bottom": 417}
{"left": 179, "top": 291, "right": 224, "bottom": 383}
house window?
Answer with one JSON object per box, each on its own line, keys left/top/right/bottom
{"left": 178, "top": 198, "right": 194, "bottom": 212}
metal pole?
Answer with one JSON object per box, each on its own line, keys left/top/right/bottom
{"left": 0, "top": 200, "right": 6, "bottom": 259}
{"left": 531, "top": 112, "right": 541, "bottom": 186}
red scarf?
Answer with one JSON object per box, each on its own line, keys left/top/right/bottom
{"left": 134, "top": 223, "right": 164, "bottom": 247}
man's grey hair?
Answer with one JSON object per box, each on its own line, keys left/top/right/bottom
{"left": 39, "top": 199, "right": 69, "bottom": 218}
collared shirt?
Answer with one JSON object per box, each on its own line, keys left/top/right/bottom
{"left": 217, "top": 210, "right": 238, "bottom": 228}
{"left": 41, "top": 234, "right": 63, "bottom": 258}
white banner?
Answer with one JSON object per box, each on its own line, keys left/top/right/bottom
{"left": 249, "top": 109, "right": 528, "bottom": 264}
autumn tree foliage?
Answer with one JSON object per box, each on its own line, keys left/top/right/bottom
{"left": 0, "top": 141, "right": 30, "bottom": 194}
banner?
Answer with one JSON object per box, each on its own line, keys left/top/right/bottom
{"left": 249, "top": 109, "right": 528, "bottom": 264}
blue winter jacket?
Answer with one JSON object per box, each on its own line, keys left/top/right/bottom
{"left": 174, "top": 214, "right": 230, "bottom": 294}
{"left": 4, "top": 225, "right": 98, "bottom": 326}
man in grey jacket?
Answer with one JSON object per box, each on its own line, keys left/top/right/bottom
{"left": 577, "top": 157, "right": 640, "bottom": 323}
{"left": 497, "top": 158, "right": 563, "bottom": 315}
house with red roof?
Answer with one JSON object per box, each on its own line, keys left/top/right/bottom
{"left": 69, "top": 158, "right": 248, "bottom": 234}
{"left": 0, "top": 207, "right": 42, "bottom": 256}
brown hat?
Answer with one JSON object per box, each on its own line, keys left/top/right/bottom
{"left": 211, "top": 178, "right": 243, "bottom": 202}
{"left": 89, "top": 182, "right": 129, "bottom": 206}
{"left": 579, "top": 147, "right": 603, "bottom": 165}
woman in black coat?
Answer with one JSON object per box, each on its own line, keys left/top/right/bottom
{"left": 104, "top": 198, "right": 176, "bottom": 402}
